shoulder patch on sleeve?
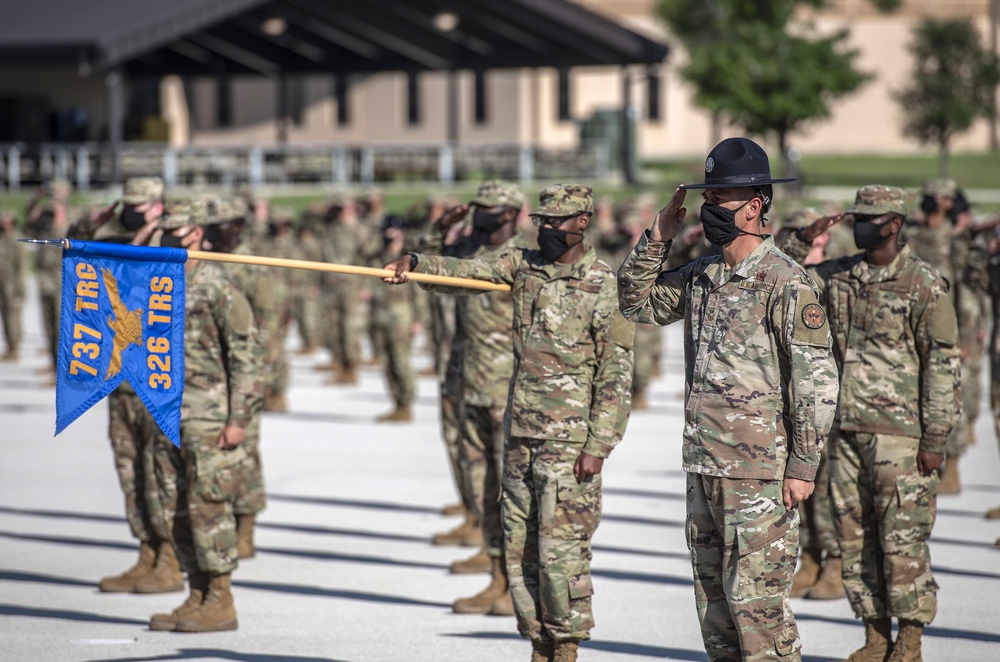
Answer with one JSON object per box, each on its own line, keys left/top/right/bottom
{"left": 608, "top": 311, "right": 635, "bottom": 350}
{"left": 792, "top": 287, "right": 830, "bottom": 347}
{"left": 926, "top": 296, "right": 958, "bottom": 347}
{"left": 227, "top": 290, "right": 254, "bottom": 336}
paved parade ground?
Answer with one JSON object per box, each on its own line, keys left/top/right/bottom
{"left": 2, "top": 281, "right": 999, "bottom": 662}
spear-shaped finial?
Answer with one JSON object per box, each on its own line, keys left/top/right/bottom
{"left": 17, "top": 238, "right": 69, "bottom": 248}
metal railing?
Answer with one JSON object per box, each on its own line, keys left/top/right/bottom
{"left": 0, "top": 143, "right": 610, "bottom": 190}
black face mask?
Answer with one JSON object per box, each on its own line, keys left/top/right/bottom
{"left": 473, "top": 210, "right": 505, "bottom": 235}
{"left": 920, "top": 196, "right": 939, "bottom": 214}
{"left": 121, "top": 208, "right": 148, "bottom": 232}
{"left": 853, "top": 219, "right": 892, "bottom": 250}
{"left": 160, "top": 232, "right": 186, "bottom": 249}
{"left": 699, "top": 200, "right": 762, "bottom": 246}
{"left": 537, "top": 226, "right": 582, "bottom": 262}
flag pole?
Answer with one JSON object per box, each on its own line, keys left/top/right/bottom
{"left": 19, "top": 238, "right": 511, "bottom": 293}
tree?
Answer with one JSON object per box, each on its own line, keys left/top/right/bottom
{"left": 659, "top": 0, "right": 884, "bottom": 176}
{"left": 897, "top": 18, "right": 1000, "bottom": 175}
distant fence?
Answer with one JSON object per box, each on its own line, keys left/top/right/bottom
{"left": 0, "top": 143, "right": 610, "bottom": 190}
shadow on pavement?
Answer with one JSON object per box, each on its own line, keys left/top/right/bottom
{"left": 0, "top": 569, "right": 97, "bottom": 588}
{"left": 0, "top": 401, "right": 52, "bottom": 411}
{"left": 592, "top": 568, "right": 693, "bottom": 587}
{"left": 0, "top": 531, "right": 135, "bottom": 551}
{"left": 962, "top": 483, "right": 1000, "bottom": 494}
{"left": 0, "top": 505, "right": 126, "bottom": 524}
{"left": 257, "top": 522, "right": 426, "bottom": 544}
{"left": 936, "top": 507, "right": 996, "bottom": 519}
{"left": 446, "top": 633, "right": 709, "bottom": 660}
{"left": 266, "top": 493, "right": 439, "bottom": 515}
{"left": 91, "top": 650, "right": 347, "bottom": 662}
{"left": 603, "top": 513, "right": 684, "bottom": 528}
{"left": 928, "top": 536, "right": 1000, "bottom": 550}
{"left": 603, "top": 487, "right": 686, "bottom": 502}
{"left": 797, "top": 613, "right": 1000, "bottom": 643}
{"left": 930, "top": 565, "right": 1000, "bottom": 581}
{"left": 236, "top": 579, "right": 450, "bottom": 609}
{"left": 592, "top": 544, "right": 690, "bottom": 562}
{"left": 255, "top": 545, "right": 448, "bottom": 571}
{"left": 261, "top": 410, "right": 378, "bottom": 425}
{"left": 0, "top": 603, "right": 146, "bottom": 625}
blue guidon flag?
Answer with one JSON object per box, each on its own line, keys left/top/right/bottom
{"left": 55, "top": 240, "right": 186, "bottom": 446}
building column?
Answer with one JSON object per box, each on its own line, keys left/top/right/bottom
{"left": 106, "top": 69, "right": 124, "bottom": 185}
{"left": 621, "top": 66, "right": 636, "bottom": 185}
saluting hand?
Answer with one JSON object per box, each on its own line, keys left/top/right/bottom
{"left": 650, "top": 188, "right": 687, "bottom": 243}
{"left": 437, "top": 204, "right": 470, "bottom": 229}
{"left": 798, "top": 212, "right": 846, "bottom": 244}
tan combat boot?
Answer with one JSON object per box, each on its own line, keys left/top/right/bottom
{"left": 441, "top": 502, "right": 465, "bottom": 516}
{"left": 263, "top": 392, "right": 287, "bottom": 412}
{"left": 0, "top": 349, "right": 18, "bottom": 362}
{"left": 432, "top": 513, "right": 483, "bottom": 547}
{"left": 632, "top": 388, "right": 648, "bottom": 411}
{"left": 887, "top": 620, "right": 923, "bottom": 662}
{"left": 985, "top": 505, "right": 1000, "bottom": 519}
{"left": 553, "top": 640, "right": 580, "bottom": 662}
{"left": 842, "top": 617, "right": 892, "bottom": 662}
{"left": 790, "top": 547, "right": 822, "bottom": 598}
{"left": 332, "top": 364, "right": 360, "bottom": 385}
{"left": 531, "top": 640, "right": 554, "bottom": 662}
{"left": 451, "top": 547, "right": 491, "bottom": 574}
{"left": 488, "top": 590, "right": 515, "bottom": 616}
{"left": 376, "top": 405, "right": 412, "bottom": 423}
{"left": 807, "top": 556, "right": 845, "bottom": 600}
{"left": 454, "top": 557, "right": 508, "bottom": 614}
{"left": 175, "top": 572, "right": 238, "bottom": 632}
{"left": 99, "top": 541, "right": 157, "bottom": 592}
{"left": 134, "top": 542, "right": 184, "bottom": 594}
{"left": 236, "top": 514, "right": 256, "bottom": 559}
{"left": 149, "top": 572, "right": 209, "bottom": 631}
{"left": 938, "top": 456, "right": 961, "bottom": 495}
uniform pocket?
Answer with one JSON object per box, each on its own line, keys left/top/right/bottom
{"left": 886, "top": 471, "right": 938, "bottom": 545}
{"left": 552, "top": 474, "right": 602, "bottom": 540}
{"left": 734, "top": 506, "right": 799, "bottom": 600}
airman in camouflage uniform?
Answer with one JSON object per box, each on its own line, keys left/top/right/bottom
{"left": 618, "top": 138, "right": 840, "bottom": 662}
{"left": 69, "top": 178, "right": 186, "bottom": 595}
{"left": 24, "top": 180, "right": 71, "bottom": 377}
{"left": 149, "top": 205, "right": 259, "bottom": 633}
{"left": 262, "top": 206, "right": 297, "bottom": 410}
{"left": 319, "top": 197, "right": 365, "bottom": 383}
{"left": 386, "top": 183, "right": 635, "bottom": 662}
{"left": 783, "top": 185, "right": 962, "bottom": 661}
{"left": 904, "top": 179, "right": 967, "bottom": 493}
{"left": 0, "top": 211, "right": 25, "bottom": 361}
{"left": 293, "top": 215, "right": 324, "bottom": 353}
{"left": 984, "top": 232, "right": 1000, "bottom": 530}
{"left": 419, "top": 181, "right": 526, "bottom": 613}
{"left": 201, "top": 196, "right": 272, "bottom": 560}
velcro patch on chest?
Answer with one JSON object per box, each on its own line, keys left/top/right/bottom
{"left": 567, "top": 280, "right": 602, "bottom": 293}
{"left": 738, "top": 279, "right": 775, "bottom": 293}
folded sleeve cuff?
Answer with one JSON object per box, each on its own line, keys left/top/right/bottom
{"left": 784, "top": 456, "right": 818, "bottom": 482}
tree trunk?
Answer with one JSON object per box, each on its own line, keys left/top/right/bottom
{"left": 938, "top": 136, "right": 951, "bottom": 177}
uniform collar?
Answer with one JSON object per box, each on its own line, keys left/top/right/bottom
{"left": 850, "top": 243, "right": 910, "bottom": 283}
{"left": 529, "top": 243, "right": 598, "bottom": 281}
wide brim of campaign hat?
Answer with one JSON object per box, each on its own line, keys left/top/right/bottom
{"left": 679, "top": 137, "right": 797, "bottom": 189}
{"left": 680, "top": 176, "right": 797, "bottom": 190}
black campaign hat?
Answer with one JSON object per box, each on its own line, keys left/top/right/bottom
{"left": 681, "top": 137, "right": 796, "bottom": 190}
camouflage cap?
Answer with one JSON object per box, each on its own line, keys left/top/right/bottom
{"left": 158, "top": 199, "right": 206, "bottom": 230}
{"left": 782, "top": 207, "right": 821, "bottom": 228}
{"left": 122, "top": 177, "right": 165, "bottom": 205}
{"left": 271, "top": 206, "right": 295, "bottom": 225}
{"left": 530, "top": 183, "right": 594, "bottom": 218}
{"left": 845, "top": 185, "right": 908, "bottom": 217}
{"left": 42, "top": 178, "right": 71, "bottom": 202}
{"left": 470, "top": 180, "right": 525, "bottom": 209}
{"left": 922, "top": 178, "right": 957, "bottom": 199}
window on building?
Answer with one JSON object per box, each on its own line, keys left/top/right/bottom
{"left": 647, "top": 70, "right": 662, "bottom": 122}
{"left": 407, "top": 72, "right": 421, "bottom": 126}
{"left": 335, "top": 74, "right": 350, "bottom": 127}
{"left": 557, "top": 68, "right": 571, "bottom": 122}
{"left": 474, "top": 70, "right": 487, "bottom": 125}
{"left": 216, "top": 77, "right": 232, "bottom": 128}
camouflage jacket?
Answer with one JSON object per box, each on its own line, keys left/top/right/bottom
{"left": 618, "top": 233, "right": 839, "bottom": 481}
{"left": 903, "top": 222, "right": 955, "bottom": 286}
{"left": 34, "top": 224, "right": 65, "bottom": 295}
{"left": 320, "top": 221, "right": 364, "bottom": 289}
{"left": 229, "top": 240, "right": 279, "bottom": 348}
{"left": 782, "top": 234, "right": 961, "bottom": 453}
{"left": 182, "top": 261, "right": 259, "bottom": 428}
{"left": 413, "top": 244, "right": 634, "bottom": 458}
{"left": 420, "top": 224, "right": 519, "bottom": 407}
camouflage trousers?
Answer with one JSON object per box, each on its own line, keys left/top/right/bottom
{"left": 502, "top": 437, "right": 600, "bottom": 643}
{"left": 152, "top": 420, "right": 250, "bottom": 575}
{"left": 293, "top": 286, "right": 321, "bottom": 350}
{"left": 686, "top": 473, "right": 802, "bottom": 662}
{"left": 441, "top": 389, "right": 473, "bottom": 511}
{"left": 322, "top": 287, "right": 362, "bottom": 368}
{"left": 829, "top": 432, "right": 939, "bottom": 624}
{"left": 461, "top": 402, "right": 506, "bottom": 558}
{"left": 960, "top": 337, "right": 986, "bottom": 425}
{"left": 108, "top": 388, "right": 158, "bottom": 544}
{"left": 233, "top": 413, "right": 266, "bottom": 516}
{"left": 632, "top": 323, "right": 661, "bottom": 394}
{"left": 265, "top": 317, "right": 290, "bottom": 400}
{"left": 372, "top": 304, "right": 415, "bottom": 408}
{"left": 799, "top": 443, "right": 839, "bottom": 558}
{"left": 0, "top": 280, "right": 23, "bottom": 351}
{"left": 40, "top": 291, "right": 59, "bottom": 368}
